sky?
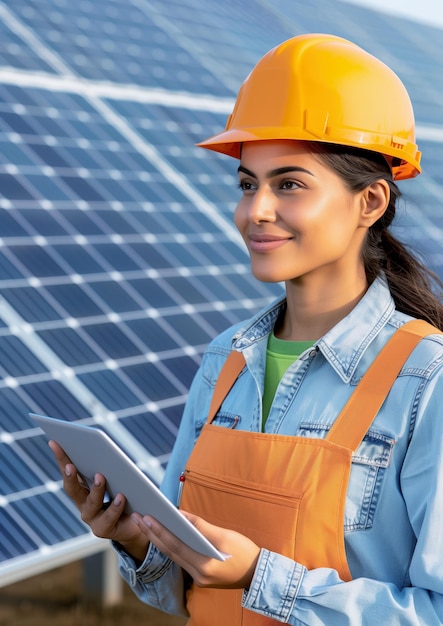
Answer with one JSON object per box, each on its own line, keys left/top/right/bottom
{"left": 343, "top": 0, "right": 443, "bottom": 28}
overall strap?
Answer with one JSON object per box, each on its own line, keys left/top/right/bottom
{"left": 326, "top": 319, "right": 442, "bottom": 450}
{"left": 206, "top": 321, "right": 442, "bottom": 443}
{"left": 207, "top": 350, "right": 246, "bottom": 424}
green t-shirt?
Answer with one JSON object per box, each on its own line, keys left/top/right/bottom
{"left": 262, "top": 333, "right": 315, "bottom": 429}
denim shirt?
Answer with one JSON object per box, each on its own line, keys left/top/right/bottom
{"left": 117, "top": 276, "right": 443, "bottom": 624}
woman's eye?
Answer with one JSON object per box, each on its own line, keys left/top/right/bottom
{"left": 280, "top": 180, "right": 300, "bottom": 190}
{"left": 238, "top": 180, "right": 256, "bottom": 191}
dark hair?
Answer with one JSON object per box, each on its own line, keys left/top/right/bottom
{"left": 306, "top": 141, "right": 443, "bottom": 330}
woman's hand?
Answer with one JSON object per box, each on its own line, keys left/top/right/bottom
{"left": 48, "top": 440, "right": 150, "bottom": 562}
{"left": 131, "top": 511, "right": 260, "bottom": 589}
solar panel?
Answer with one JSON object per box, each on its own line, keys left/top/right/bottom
{"left": 0, "top": 0, "right": 443, "bottom": 588}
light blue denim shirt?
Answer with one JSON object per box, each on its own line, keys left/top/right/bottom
{"left": 118, "top": 276, "right": 443, "bottom": 624}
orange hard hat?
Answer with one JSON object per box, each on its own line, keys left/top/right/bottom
{"left": 197, "top": 34, "right": 421, "bottom": 180}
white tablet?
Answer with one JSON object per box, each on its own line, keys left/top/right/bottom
{"left": 30, "top": 413, "right": 227, "bottom": 561}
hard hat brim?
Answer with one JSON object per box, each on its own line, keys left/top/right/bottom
{"left": 197, "top": 130, "right": 421, "bottom": 181}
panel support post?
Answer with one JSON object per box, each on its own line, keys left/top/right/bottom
{"left": 82, "top": 547, "right": 123, "bottom": 607}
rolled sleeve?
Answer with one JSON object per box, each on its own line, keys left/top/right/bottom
{"left": 114, "top": 541, "right": 188, "bottom": 617}
{"left": 242, "top": 549, "right": 305, "bottom": 622}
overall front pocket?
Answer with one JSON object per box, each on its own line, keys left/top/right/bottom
{"left": 180, "top": 470, "right": 302, "bottom": 556}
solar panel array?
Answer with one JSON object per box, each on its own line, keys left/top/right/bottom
{"left": 1, "top": 0, "right": 443, "bottom": 584}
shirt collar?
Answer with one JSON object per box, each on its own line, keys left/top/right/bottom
{"left": 317, "top": 276, "right": 395, "bottom": 382}
{"left": 233, "top": 276, "right": 395, "bottom": 383}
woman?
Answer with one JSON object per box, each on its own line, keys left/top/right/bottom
{"left": 51, "top": 34, "right": 443, "bottom": 624}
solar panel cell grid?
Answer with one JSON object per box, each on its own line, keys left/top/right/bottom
{"left": 10, "top": 492, "right": 87, "bottom": 544}
{"left": 10, "top": 0, "right": 232, "bottom": 95}
{"left": 0, "top": 508, "right": 40, "bottom": 559}
{"left": 120, "top": 412, "right": 180, "bottom": 458}
{"left": 16, "top": 380, "right": 91, "bottom": 423}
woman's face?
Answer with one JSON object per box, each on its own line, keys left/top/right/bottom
{"left": 234, "top": 140, "right": 368, "bottom": 287}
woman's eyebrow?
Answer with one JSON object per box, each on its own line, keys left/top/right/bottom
{"left": 237, "top": 165, "right": 313, "bottom": 178}
{"left": 237, "top": 165, "right": 255, "bottom": 177}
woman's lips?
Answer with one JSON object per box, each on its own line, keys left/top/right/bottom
{"left": 248, "top": 234, "right": 292, "bottom": 252}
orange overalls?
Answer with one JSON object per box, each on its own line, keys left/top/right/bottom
{"left": 180, "top": 320, "right": 439, "bottom": 625}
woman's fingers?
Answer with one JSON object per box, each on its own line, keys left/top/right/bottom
{"left": 132, "top": 513, "right": 199, "bottom": 570}
{"left": 79, "top": 473, "right": 108, "bottom": 522}
{"left": 132, "top": 512, "right": 260, "bottom": 589}
{"left": 48, "top": 439, "right": 73, "bottom": 473}
{"left": 48, "top": 439, "right": 118, "bottom": 529}
{"left": 47, "top": 440, "right": 149, "bottom": 559}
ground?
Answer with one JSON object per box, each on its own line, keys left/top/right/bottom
{"left": 0, "top": 561, "right": 187, "bottom": 625}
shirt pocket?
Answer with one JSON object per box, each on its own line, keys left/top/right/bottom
{"left": 195, "top": 412, "right": 241, "bottom": 440}
{"left": 297, "top": 423, "right": 394, "bottom": 531}
{"left": 345, "top": 431, "right": 394, "bottom": 531}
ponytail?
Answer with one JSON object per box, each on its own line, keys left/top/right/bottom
{"left": 364, "top": 214, "right": 443, "bottom": 329}
{"left": 306, "top": 142, "right": 443, "bottom": 330}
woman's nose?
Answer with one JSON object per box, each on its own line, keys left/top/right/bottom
{"left": 247, "top": 188, "right": 276, "bottom": 223}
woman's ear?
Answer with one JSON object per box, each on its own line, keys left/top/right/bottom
{"left": 359, "top": 180, "right": 390, "bottom": 228}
